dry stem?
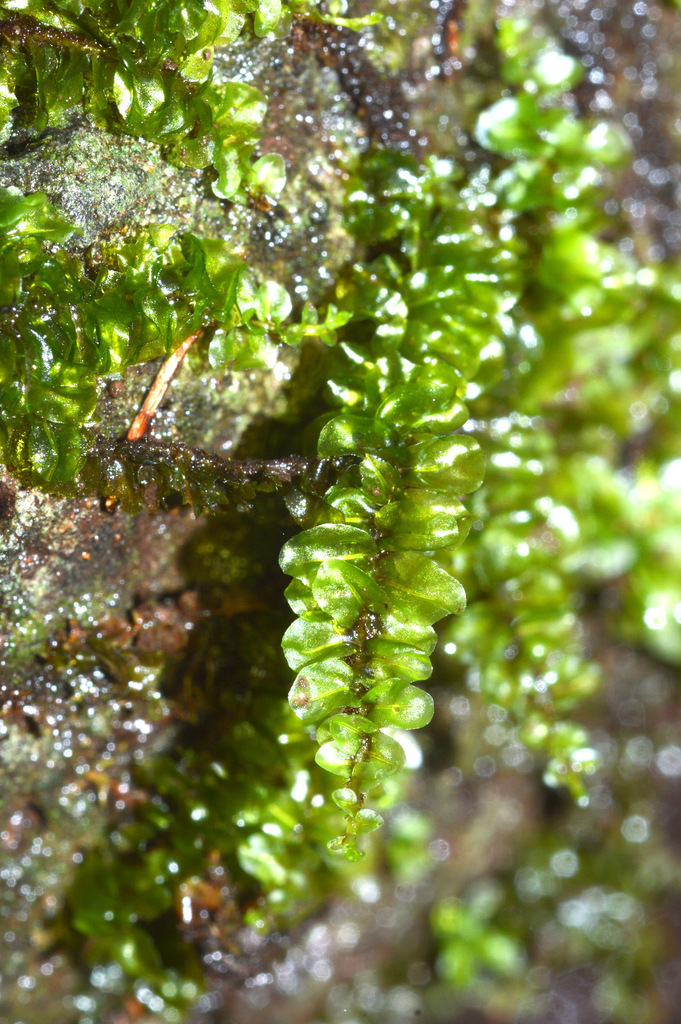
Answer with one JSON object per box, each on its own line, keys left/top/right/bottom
{"left": 127, "top": 331, "right": 201, "bottom": 441}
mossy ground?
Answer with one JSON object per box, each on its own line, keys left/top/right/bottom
{"left": 2, "top": 1, "right": 681, "bottom": 1023}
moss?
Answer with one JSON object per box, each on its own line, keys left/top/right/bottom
{"left": 2, "top": 3, "right": 681, "bottom": 1022}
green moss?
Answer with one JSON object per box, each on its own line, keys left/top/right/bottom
{"left": 274, "top": 15, "right": 649, "bottom": 850}
{"left": 0, "top": 0, "right": 380, "bottom": 192}
{"left": 2, "top": 5, "right": 681, "bottom": 1021}
{"left": 278, "top": 151, "right": 519, "bottom": 858}
{"left": 0, "top": 186, "right": 349, "bottom": 483}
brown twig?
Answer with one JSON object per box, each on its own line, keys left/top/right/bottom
{"left": 127, "top": 331, "right": 201, "bottom": 441}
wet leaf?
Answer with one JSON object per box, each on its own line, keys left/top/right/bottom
{"left": 363, "top": 680, "right": 434, "bottom": 730}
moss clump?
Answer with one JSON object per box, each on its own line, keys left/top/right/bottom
{"left": 279, "top": 151, "right": 516, "bottom": 859}
{"left": 0, "top": 186, "right": 350, "bottom": 482}
{"left": 2, "top": 4, "right": 681, "bottom": 1023}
